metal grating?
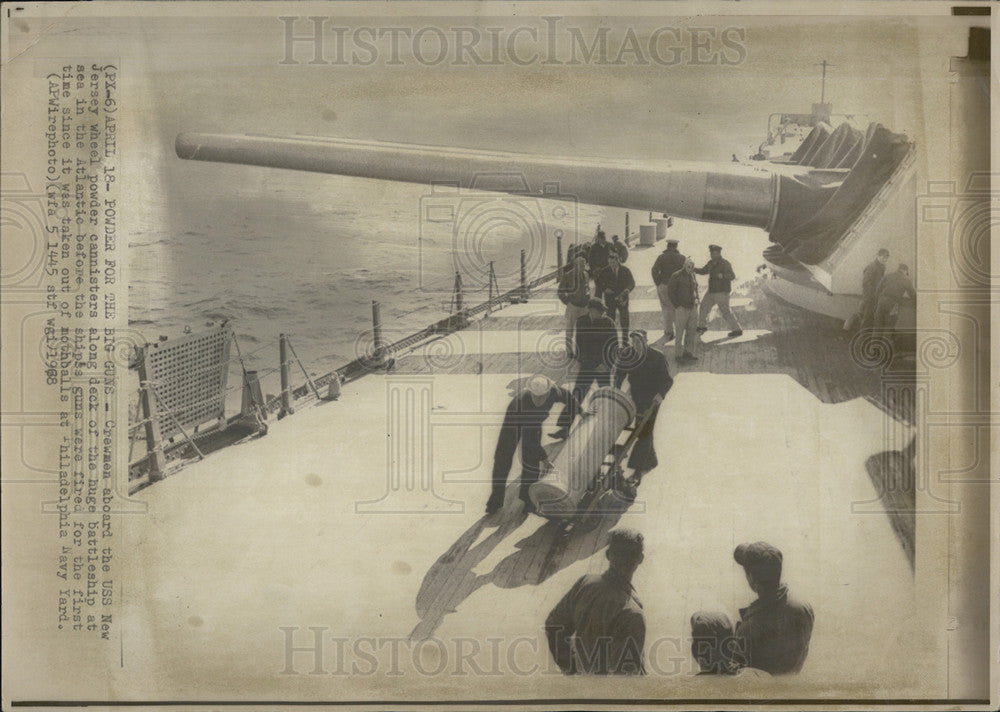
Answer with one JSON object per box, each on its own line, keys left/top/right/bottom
{"left": 144, "top": 326, "right": 233, "bottom": 439}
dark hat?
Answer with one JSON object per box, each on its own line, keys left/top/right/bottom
{"left": 666, "top": 238, "right": 679, "bottom": 246}
{"left": 708, "top": 244, "right": 722, "bottom": 252}
{"left": 587, "top": 298, "right": 606, "bottom": 312}
{"left": 734, "top": 541, "right": 783, "bottom": 588}
{"left": 628, "top": 329, "right": 648, "bottom": 342}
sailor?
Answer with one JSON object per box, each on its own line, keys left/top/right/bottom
{"left": 855, "top": 248, "right": 890, "bottom": 329}
{"left": 873, "top": 263, "right": 915, "bottom": 331}
{"left": 667, "top": 258, "right": 700, "bottom": 363}
{"left": 557, "top": 252, "right": 590, "bottom": 357}
{"left": 690, "top": 611, "right": 738, "bottom": 675}
{"left": 613, "top": 330, "right": 673, "bottom": 476}
{"left": 486, "top": 374, "right": 579, "bottom": 515}
{"left": 695, "top": 244, "right": 743, "bottom": 337}
{"left": 587, "top": 230, "right": 612, "bottom": 299}
{"left": 566, "top": 241, "right": 590, "bottom": 267}
{"left": 572, "top": 298, "right": 619, "bottom": 406}
{"left": 545, "top": 528, "right": 646, "bottom": 675}
{"left": 611, "top": 234, "right": 629, "bottom": 263}
{"left": 595, "top": 251, "right": 636, "bottom": 344}
{"left": 732, "top": 541, "right": 815, "bottom": 675}
{"left": 650, "top": 238, "right": 686, "bottom": 342}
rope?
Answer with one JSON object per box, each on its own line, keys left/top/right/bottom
{"left": 286, "top": 337, "right": 320, "bottom": 399}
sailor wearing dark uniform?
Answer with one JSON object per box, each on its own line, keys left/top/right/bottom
{"left": 732, "top": 541, "right": 815, "bottom": 675}
{"left": 873, "top": 263, "right": 915, "bottom": 330}
{"left": 856, "top": 248, "right": 890, "bottom": 329}
{"left": 587, "top": 230, "right": 612, "bottom": 299}
{"left": 695, "top": 244, "right": 742, "bottom": 337}
{"left": 545, "top": 528, "right": 646, "bottom": 675}
{"left": 486, "top": 375, "right": 579, "bottom": 515}
{"left": 613, "top": 330, "right": 673, "bottom": 476}
{"left": 667, "top": 258, "right": 700, "bottom": 362}
{"left": 572, "top": 298, "right": 619, "bottom": 406}
{"left": 610, "top": 234, "right": 629, "bottom": 263}
{"left": 595, "top": 251, "right": 636, "bottom": 344}
{"left": 651, "top": 238, "right": 686, "bottom": 341}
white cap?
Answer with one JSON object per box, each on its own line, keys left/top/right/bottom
{"left": 527, "top": 374, "right": 551, "bottom": 396}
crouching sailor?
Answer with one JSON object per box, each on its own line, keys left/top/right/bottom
{"left": 486, "top": 375, "right": 580, "bottom": 515}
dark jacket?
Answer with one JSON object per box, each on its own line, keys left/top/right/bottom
{"left": 574, "top": 314, "right": 619, "bottom": 369}
{"left": 666, "top": 268, "right": 699, "bottom": 309}
{"left": 613, "top": 346, "right": 673, "bottom": 413}
{"left": 734, "top": 584, "right": 814, "bottom": 675}
{"left": 588, "top": 241, "right": 612, "bottom": 272}
{"left": 651, "top": 248, "right": 686, "bottom": 286}
{"left": 876, "top": 270, "right": 915, "bottom": 303}
{"left": 545, "top": 570, "right": 646, "bottom": 675}
{"left": 494, "top": 386, "right": 578, "bottom": 459}
{"left": 611, "top": 239, "right": 629, "bottom": 264}
{"left": 595, "top": 264, "right": 635, "bottom": 301}
{"left": 695, "top": 257, "right": 736, "bottom": 293}
{"left": 861, "top": 259, "right": 886, "bottom": 299}
{"left": 558, "top": 263, "right": 590, "bottom": 308}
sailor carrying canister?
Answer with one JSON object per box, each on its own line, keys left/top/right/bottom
{"left": 486, "top": 375, "right": 580, "bottom": 516}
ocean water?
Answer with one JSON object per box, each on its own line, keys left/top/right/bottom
{"left": 128, "top": 168, "right": 613, "bottom": 388}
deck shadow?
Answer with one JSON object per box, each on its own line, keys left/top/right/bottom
{"left": 410, "top": 488, "right": 631, "bottom": 641}
{"left": 864, "top": 436, "right": 916, "bottom": 570}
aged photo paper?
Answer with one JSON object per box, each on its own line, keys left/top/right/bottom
{"left": 1, "top": 1, "right": 996, "bottom": 709}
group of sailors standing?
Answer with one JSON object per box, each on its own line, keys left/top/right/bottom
{"left": 560, "top": 229, "right": 743, "bottom": 366}
{"left": 848, "top": 247, "right": 916, "bottom": 332}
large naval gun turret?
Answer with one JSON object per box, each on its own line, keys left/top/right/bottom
{"left": 176, "top": 122, "right": 914, "bottom": 319}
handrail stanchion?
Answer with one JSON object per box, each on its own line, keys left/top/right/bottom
{"left": 486, "top": 261, "right": 496, "bottom": 314}
{"left": 520, "top": 249, "right": 528, "bottom": 300}
{"left": 452, "top": 272, "right": 469, "bottom": 329}
{"left": 372, "top": 300, "right": 387, "bottom": 368}
{"left": 556, "top": 232, "right": 563, "bottom": 271}
{"left": 278, "top": 333, "right": 294, "bottom": 419}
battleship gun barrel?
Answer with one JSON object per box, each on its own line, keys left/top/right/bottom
{"left": 529, "top": 387, "right": 636, "bottom": 517}
{"left": 176, "top": 132, "right": 778, "bottom": 229}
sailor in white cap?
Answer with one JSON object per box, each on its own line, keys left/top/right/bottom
{"left": 486, "top": 374, "right": 580, "bottom": 515}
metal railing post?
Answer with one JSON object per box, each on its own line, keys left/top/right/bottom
{"left": 453, "top": 271, "right": 464, "bottom": 313}
{"left": 372, "top": 300, "right": 387, "bottom": 367}
{"left": 279, "top": 333, "right": 294, "bottom": 419}
{"left": 520, "top": 249, "right": 528, "bottom": 298}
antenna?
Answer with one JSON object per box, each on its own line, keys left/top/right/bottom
{"left": 814, "top": 59, "right": 835, "bottom": 104}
